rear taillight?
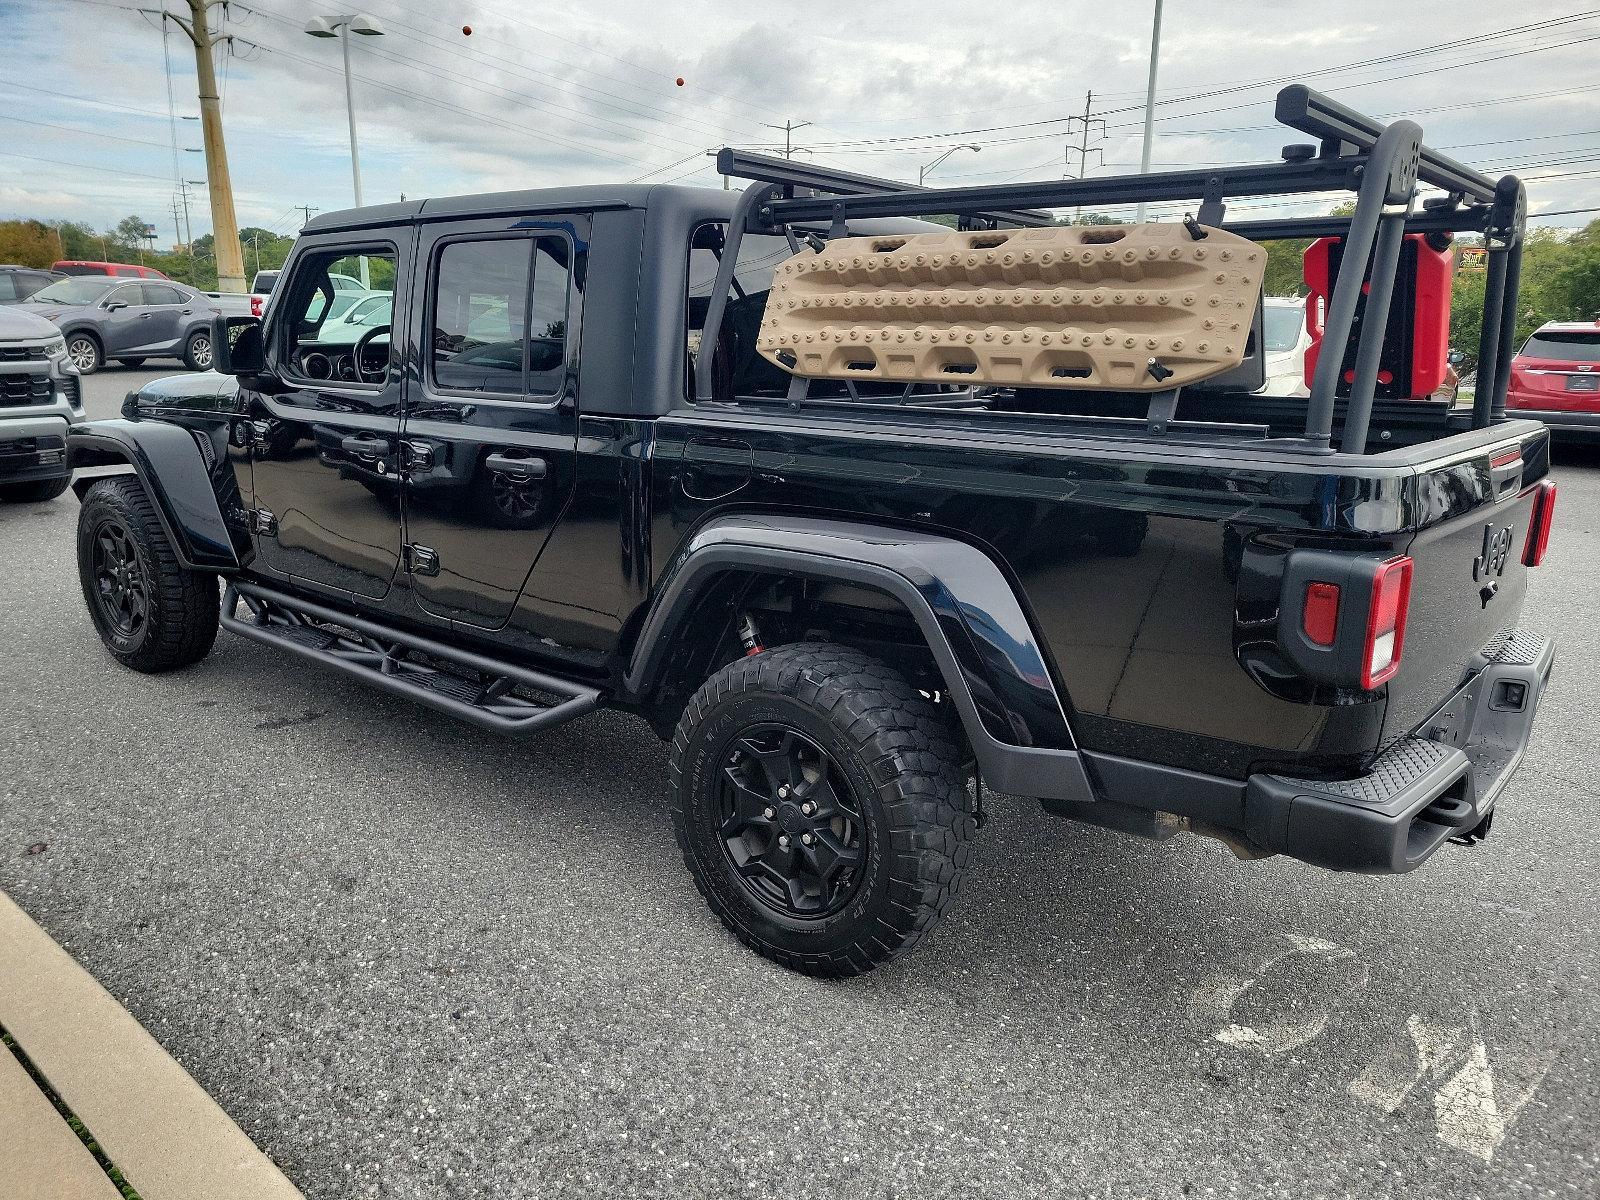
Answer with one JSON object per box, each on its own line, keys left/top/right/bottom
{"left": 250, "top": 295, "right": 264, "bottom": 318}
{"left": 1302, "top": 582, "right": 1340, "bottom": 647}
{"left": 1360, "top": 556, "right": 1413, "bottom": 689}
{"left": 1523, "top": 480, "right": 1556, "bottom": 567}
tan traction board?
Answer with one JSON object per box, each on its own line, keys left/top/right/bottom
{"left": 757, "top": 223, "right": 1267, "bottom": 391}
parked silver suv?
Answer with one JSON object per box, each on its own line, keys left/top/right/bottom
{"left": 0, "top": 306, "right": 84, "bottom": 501}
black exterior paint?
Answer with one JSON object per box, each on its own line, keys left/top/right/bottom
{"left": 67, "top": 181, "right": 1553, "bottom": 823}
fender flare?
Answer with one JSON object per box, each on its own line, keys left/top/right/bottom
{"left": 625, "top": 515, "right": 1095, "bottom": 804}
{"left": 66, "top": 419, "right": 241, "bottom": 571}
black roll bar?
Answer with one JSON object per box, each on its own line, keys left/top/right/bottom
{"left": 715, "top": 148, "right": 1054, "bottom": 229}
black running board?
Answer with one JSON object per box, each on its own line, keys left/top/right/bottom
{"left": 221, "top": 581, "right": 601, "bottom": 735}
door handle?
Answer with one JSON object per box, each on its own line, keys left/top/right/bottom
{"left": 484, "top": 452, "right": 547, "bottom": 482}
{"left": 139, "top": 312, "right": 152, "bottom": 319}
{"left": 340, "top": 434, "right": 390, "bottom": 460}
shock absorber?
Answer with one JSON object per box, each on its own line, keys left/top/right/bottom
{"left": 737, "top": 613, "right": 764, "bottom": 657}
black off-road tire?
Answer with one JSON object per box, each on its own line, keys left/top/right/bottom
{"left": 670, "top": 642, "right": 975, "bottom": 977}
{"left": 77, "top": 476, "right": 219, "bottom": 672}
{"left": 0, "top": 476, "right": 70, "bottom": 502}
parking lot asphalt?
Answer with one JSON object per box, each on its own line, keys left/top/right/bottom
{"left": 2, "top": 365, "right": 1597, "bottom": 1199}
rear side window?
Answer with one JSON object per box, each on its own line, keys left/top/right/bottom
{"left": 1522, "top": 331, "right": 1600, "bottom": 362}
{"left": 142, "top": 284, "right": 184, "bottom": 305}
{"left": 430, "top": 236, "right": 570, "bottom": 398}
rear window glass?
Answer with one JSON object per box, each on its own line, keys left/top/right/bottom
{"left": 1263, "top": 303, "right": 1304, "bottom": 352}
{"left": 1521, "top": 331, "right": 1600, "bottom": 362}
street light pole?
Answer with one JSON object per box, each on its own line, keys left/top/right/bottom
{"left": 919, "top": 144, "right": 982, "bottom": 185}
{"left": 307, "top": 13, "right": 384, "bottom": 283}
{"left": 1135, "top": 0, "right": 1164, "bottom": 223}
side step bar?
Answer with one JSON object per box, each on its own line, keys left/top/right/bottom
{"left": 220, "top": 581, "right": 601, "bottom": 735}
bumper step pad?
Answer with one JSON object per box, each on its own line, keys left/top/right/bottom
{"left": 1245, "top": 629, "right": 1554, "bottom": 873}
{"left": 221, "top": 581, "right": 600, "bottom": 736}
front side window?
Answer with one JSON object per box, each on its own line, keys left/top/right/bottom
{"left": 430, "top": 236, "right": 569, "bottom": 397}
{"left": 280, "top": 246, "right": 398, "bottom": 384}
{"left": 104, "top": 284, "right": 142, "bottom": 308}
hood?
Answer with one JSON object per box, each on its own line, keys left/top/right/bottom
{"left": 15, "top": 300, "right": 95, "bottom": 324}
{"left": 0, "top": 305, "right": 64, "bottom": 341}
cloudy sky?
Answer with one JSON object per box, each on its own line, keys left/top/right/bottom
{"left": 2, "top": 0, "right": 1597, "bottom": 244}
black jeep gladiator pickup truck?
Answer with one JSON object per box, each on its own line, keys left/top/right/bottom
{"left": 66, "top": 87, "right": 1556, "bottom": 975}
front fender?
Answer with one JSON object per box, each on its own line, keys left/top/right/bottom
{"left": 66, "top": 418, "right": 241, "bottom": 571}
{"left": 626, "top": 515, "right": 1095, "bottom": 804}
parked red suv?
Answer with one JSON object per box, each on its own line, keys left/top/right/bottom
{"left": 1505, "top": 320, "right": 1600, "bottom": 441}
{"left": 51, "top": 260, "right": 170, "bottom": 280}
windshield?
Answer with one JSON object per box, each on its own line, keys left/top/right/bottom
{"left": 346, "top": 296, "right": 393, "bottom": 325}
{"left": 1521, "top": 331, "right": 1600, "bottom": 362}
{"left": 30, "top": 278, "right": 117, "bottom": 304}
{"left": 1263, "top": 302, "right": 1304, "bottom": 353}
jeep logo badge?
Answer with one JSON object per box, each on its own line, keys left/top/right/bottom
{"left": 1474, "top": 523, "right": 1513, "bottom": 606}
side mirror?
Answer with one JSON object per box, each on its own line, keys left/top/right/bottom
{"left": 1447, "top": 348, "right": 1465, "bottom": 366}
{"left": 104, "top": 301, "right": 126, "bottom": 312}
{"left": 213, "top": 314, "right": 266, "bottom": 376}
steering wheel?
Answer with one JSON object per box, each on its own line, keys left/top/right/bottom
{"left": 352, "top": 323, "right": 392, "bottom": 384}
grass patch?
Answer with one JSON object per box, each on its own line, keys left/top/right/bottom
{"left": 1, "top": 1024, "right": 144, "bottom": 1199}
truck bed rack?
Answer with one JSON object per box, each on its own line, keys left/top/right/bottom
{"left": 696, "top": 84, "right": 1527, "bottom": 455}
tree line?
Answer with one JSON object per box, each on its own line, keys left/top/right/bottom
{"left": 0, "top": 214, "right": 297, "bottom": 291}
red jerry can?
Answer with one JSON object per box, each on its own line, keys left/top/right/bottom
{"left": 1303, "top": 233, "right": 1453, "bottom": 399}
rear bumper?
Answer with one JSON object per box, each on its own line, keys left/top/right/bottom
{"left": 1243, "top": 629, "right": 1554, "bottom": 873}
{"left": 1505, "top": 406, "right": 1600, "bottom": 439}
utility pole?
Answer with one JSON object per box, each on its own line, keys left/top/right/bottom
{"left": 761, "top": 119, "right": 812, "bottom": 159}
{"left": 295, "top": 205, "right": 319, "bottom": 229}
{"left": 1063, "top": 91, "right": 1107, "bottom": 224}
{"left": 1135, "top": 0, "right": 1165, "bottom": 223}
{"left": 158, "top": 2, "right": 247, "bottom": 292}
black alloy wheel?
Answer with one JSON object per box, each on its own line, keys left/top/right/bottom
{"left": 76, "top": 476, "right": 219, "bottom": 672}
{"left": 716, "top": 723, "right": 867, "bottom": 919}
{"left": 670, "top": 641, "right": 975, "bottom": 976}
{"left": 89, "top": 517, "right": 150, "bottom": 639}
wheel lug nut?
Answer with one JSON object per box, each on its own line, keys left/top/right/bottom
{"left": 800, "top": 802, "right": 815, "bottom": 816}
{"left": 801, "top": 833, "right": 814, "bottom": 846}
{"left": 778, "top": 785, "right": 789, "bottom": 798}
{"left": 763, "top": 807, "right": 775, "bottom": 820}
{"left": 778, "top": 834, "right": 790, "bottom": 849}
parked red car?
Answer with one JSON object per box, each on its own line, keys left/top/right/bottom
{"left": 1505, "top": 319, "right": 1600, "bottom": 441}
{"left": 51, "top": 260, "right": 169, "bottom": 280}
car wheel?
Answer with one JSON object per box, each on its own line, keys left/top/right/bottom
{"left": 183, "top": 329, "right": 213, "bottom": 372}
{"left": 77, "top": 476, "right": 219, "bottom": 673}
{"left": 670, "top": 642, "right": 975, "bottom": 976}
{"left": 118, "top": 357, "right": 146, "bottom": 368}
{"left": 0, "top": 476, "right": 70, "bottom": 503}
{"left": 65, "top": 332, "right": 102, "bottom": 375}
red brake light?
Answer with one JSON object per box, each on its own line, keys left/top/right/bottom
{"left": 1360, "top": 556, "right": 1413, "bottom": 689}
{"left": 1523, "top": 479, "right": 1556, "bottom": 567}
{"left": 250, "top": 295, "right": 264, "bottom": 318}
{"left": 1302, "top": 582, "right": 1340, "bottom": 647}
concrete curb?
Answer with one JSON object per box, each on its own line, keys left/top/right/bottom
{"left": 0, "top": 890, "right": 302, "bottom": 1199}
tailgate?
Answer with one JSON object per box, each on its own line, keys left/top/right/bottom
{"left": 1379, "top": 424, "right": 1552, "bottom": 746}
